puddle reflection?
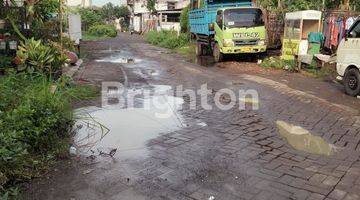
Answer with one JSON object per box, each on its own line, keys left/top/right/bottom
{"left": 276, "top": 121, "right": 338, "bottom": 156}
{"left": 74, "top": 85, "right": 185, "bottom": 159}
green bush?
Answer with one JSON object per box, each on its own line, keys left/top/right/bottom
{"left": 88, "top": 24, "right": 117, "bottom": 38}
{"left": 78, "top": 8, "right": 103, "bottom": 31}
{"left": 180, "top": 5, "right": 190, "bottom": 33}
{"left": 0, "top": 72, "right": 96, "bottom": 195}
{"left": 145, "top": 30, "right": 190, "bottom": 49}
{"left": 16, "top": 38, "right": 67, "bottom": 78}
{"left": 0, "top": 56, "right": 12, "bottom": 70}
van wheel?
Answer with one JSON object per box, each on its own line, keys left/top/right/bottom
{"left": 344, "top": 68, "right": 360, "bottom": 96}
{"left": 195, "top": 43, "right": 204, "bottom": 56}
{"left": 213, "top": 43, "right": 223, "bottom": 62}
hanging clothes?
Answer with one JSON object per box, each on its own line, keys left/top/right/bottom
{"left": 330, "top": 17, "right": 339, "bottom": 47}
{"left": 308, "top": 32, "right": 324, "bottom": 44}
{"left": 323, "top": 18, "right": 331, "bottom": 49}
{"left": 337, "top": 17, "right": 344, "bottom": 45}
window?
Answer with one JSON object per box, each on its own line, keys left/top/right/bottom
{"left": 224, "top": 8, "right": 264, "bottom": 28}
{"left": 349, "top": 21, "right": 360, "bottom": 38}
{"left": 162, "top": 15, "right": 167, "bottom": 22}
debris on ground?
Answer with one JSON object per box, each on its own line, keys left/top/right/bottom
{"left": 97, "top": 148, "right": 117, "bottom": 157}
{"left": 69, "top": 146, "right": 77, "bottom": 156}
{"left": 82, "top": 169, "right": 94, "bottom": 175}
{"left": 208, "top": 196, "right": 215, "bottom": 200}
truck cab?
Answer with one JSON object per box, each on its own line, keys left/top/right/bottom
{"left": 213, "top": 7, "right": 267, "bottom": 61}
{"left": 336, "top": 19, "right": 360, "bottom": 96}
{"left": 189, "top": 0, "right": 267, "bottom": 62}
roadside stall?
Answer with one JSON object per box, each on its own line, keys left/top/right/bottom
{"left": 281, "top": 10, "right": 322, "bottom": 60}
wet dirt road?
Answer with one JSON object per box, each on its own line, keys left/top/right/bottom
{"left": 26, "top": 33, "right": 360, "bottom": 200}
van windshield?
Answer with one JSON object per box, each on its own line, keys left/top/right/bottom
{"left": 224, "top": 8, "right": 264, "bottom": 28}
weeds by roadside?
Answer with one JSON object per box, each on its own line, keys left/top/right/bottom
{"left": 176, "top": 44, "right": 196, "bottom": 57}
{"left": 260, "top": 56, "right": 297, "bottom": 72}
{"left": 144, "top": 30, "right": 190, "bottom": 49}
{"left": 82, "top": 24, "right": 118, "bottom": 41}
{"left": 0, "top": 72, "right": 97, "bottom": 199}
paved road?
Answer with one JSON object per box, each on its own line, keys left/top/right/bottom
{"left": 26, "top": 34, "right": 360, "bottom": 200}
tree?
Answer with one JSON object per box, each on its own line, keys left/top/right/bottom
{"left": 101, "top": 2, "right": 116, "bottom": 21}
{"left": 146, "top": 0, "right": 156, "bottom": 13}
{"left": 78, "top": 8, "right": 103, "bottom": 30}
{"left": 115, "top": 5, "right": 130, "bottom": 19}
{"left": 256, "top": 0, "right": 342, "bottom": 10}
{"left": 180, "top": 5, "right": 189, "bottom": 32}
{"left": 115, "top": 5, "right": 130, "bottom": 28}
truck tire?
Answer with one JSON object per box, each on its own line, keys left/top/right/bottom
{"left": 213, "top": 43, "right": 223, "bottom": 62}
{"left": 344, "top": 68, "right": 360, "bottom": 96}
{"left": 195, "top": 43, "right": 204, "bottom": 56}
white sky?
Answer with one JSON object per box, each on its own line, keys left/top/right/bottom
{"left": 92, "top": 0, "right": 126, "bottom": 6}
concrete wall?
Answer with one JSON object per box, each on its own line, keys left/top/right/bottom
{"left": 160, "top": 22, "right": 180, "bottom": 32}
{"left": 66, "top": 0, "right": 92, "bottom": 7}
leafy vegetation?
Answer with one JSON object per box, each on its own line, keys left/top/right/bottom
{"left": 146, "top": 0, "right": 156, "bottom": 13}
{"left": 88, "top": 24, "right": 118, "bottom": 38}
{"left": 145, "top": 30, "right": 190, "bottom": 49}
{"left": 260, "top": 56, "right": 297, "bottom": 72}
{"left": 256, "top": 0, "right": 360, "bottom": 11}
{"left": 100, "top": 3, "right": 130, "bottom": 22}
{"left": 180, "top": 5, "right": 190, "bottom": 33}
{"left": 0, "top": 1, "right": 101, "bottom": 199}
{"left": 0, "top": 56, "right": 13, "bottom": 71}
{"left": 15, "top": 39, "right": 67, "bottom": 78}
{"left": 77, "top": 3, "right": 130, "bottom": 32}
{"left": 78, "top": 8, "right": 103, "bottom": 31}
{"left": 0, "top": 72, "right": 97, "bottom": 198}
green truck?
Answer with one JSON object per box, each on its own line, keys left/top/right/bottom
{"left": 189, "top": 0, "right": 267, "bottom": 62}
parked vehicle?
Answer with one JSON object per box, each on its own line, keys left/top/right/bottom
{"left": 336, "top": 19, "right": 360, "bottom": 96}
{"left": 189, "top": 0, "right": 267, "bottom": 62}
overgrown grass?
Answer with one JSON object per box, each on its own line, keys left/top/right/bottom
{"left": 0, "top": 72, "right": 97, "bottom": 198}
{"left": 83, "top": 24, "right": 117, "bottom": 41}
{"left": 82, "top": 32, "right": 111, "bottom": 41}
{"left": 176, "top": 44, "right": 195, "bottom": 57}
{"left": 260, "top": 56, "right": 297, "bottom": 72}
{"left": 302, "top": 63, "right": 337, "bottom": 79}
{"left": 144, "top": 30, "right": 190, "bottom": 49}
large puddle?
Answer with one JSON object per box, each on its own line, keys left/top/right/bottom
{"left": 95, "top": 53, "right": 141, "bottom": 64}
{"left": 276, "top": 121, "right": 338, "bottom": 156}
{"left": 74, "top": 85, "right": 185, "bottom": 159}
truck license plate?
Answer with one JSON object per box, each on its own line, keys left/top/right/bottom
{"left": 233, "top": 32, "right": 259, "bottom": 39}
{"left": 242, "top": 47, "right": 252, "bottom": 52}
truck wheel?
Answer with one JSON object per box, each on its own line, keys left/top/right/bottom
{"left": 213, "top": 43, "right": 223, "bottom": 62}
{"left": 344, "top": 68, "right": 360, "bottom": 96}
{"left": 195, "top": 43, "right": 204, "bottom": 56}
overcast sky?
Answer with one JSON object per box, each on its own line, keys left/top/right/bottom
{"left": 92, "top": 0, "right": 126, "bottom": 6}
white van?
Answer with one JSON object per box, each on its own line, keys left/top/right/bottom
{"left": 336, "top": 19, "right": 360, "bottom": 96}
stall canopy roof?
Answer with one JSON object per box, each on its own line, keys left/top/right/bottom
{"left": 285, "top": 10, "right": 322, "bottom": 20}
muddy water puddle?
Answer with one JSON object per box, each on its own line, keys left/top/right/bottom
{"left": 276, "top": 121, "right": 338, "bottom": 156}
{"left": 95, "top": 50, "right": 141, "bottom": 64}
{"left": 74, "top": 85, "right": 185, "bottom": 160}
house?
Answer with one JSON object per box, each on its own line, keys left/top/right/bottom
{"left": 128, "top": 0, "right": 189, "bottom": 33}
{"left": 66, "top": 0, "right": 93, "bottom": 7}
